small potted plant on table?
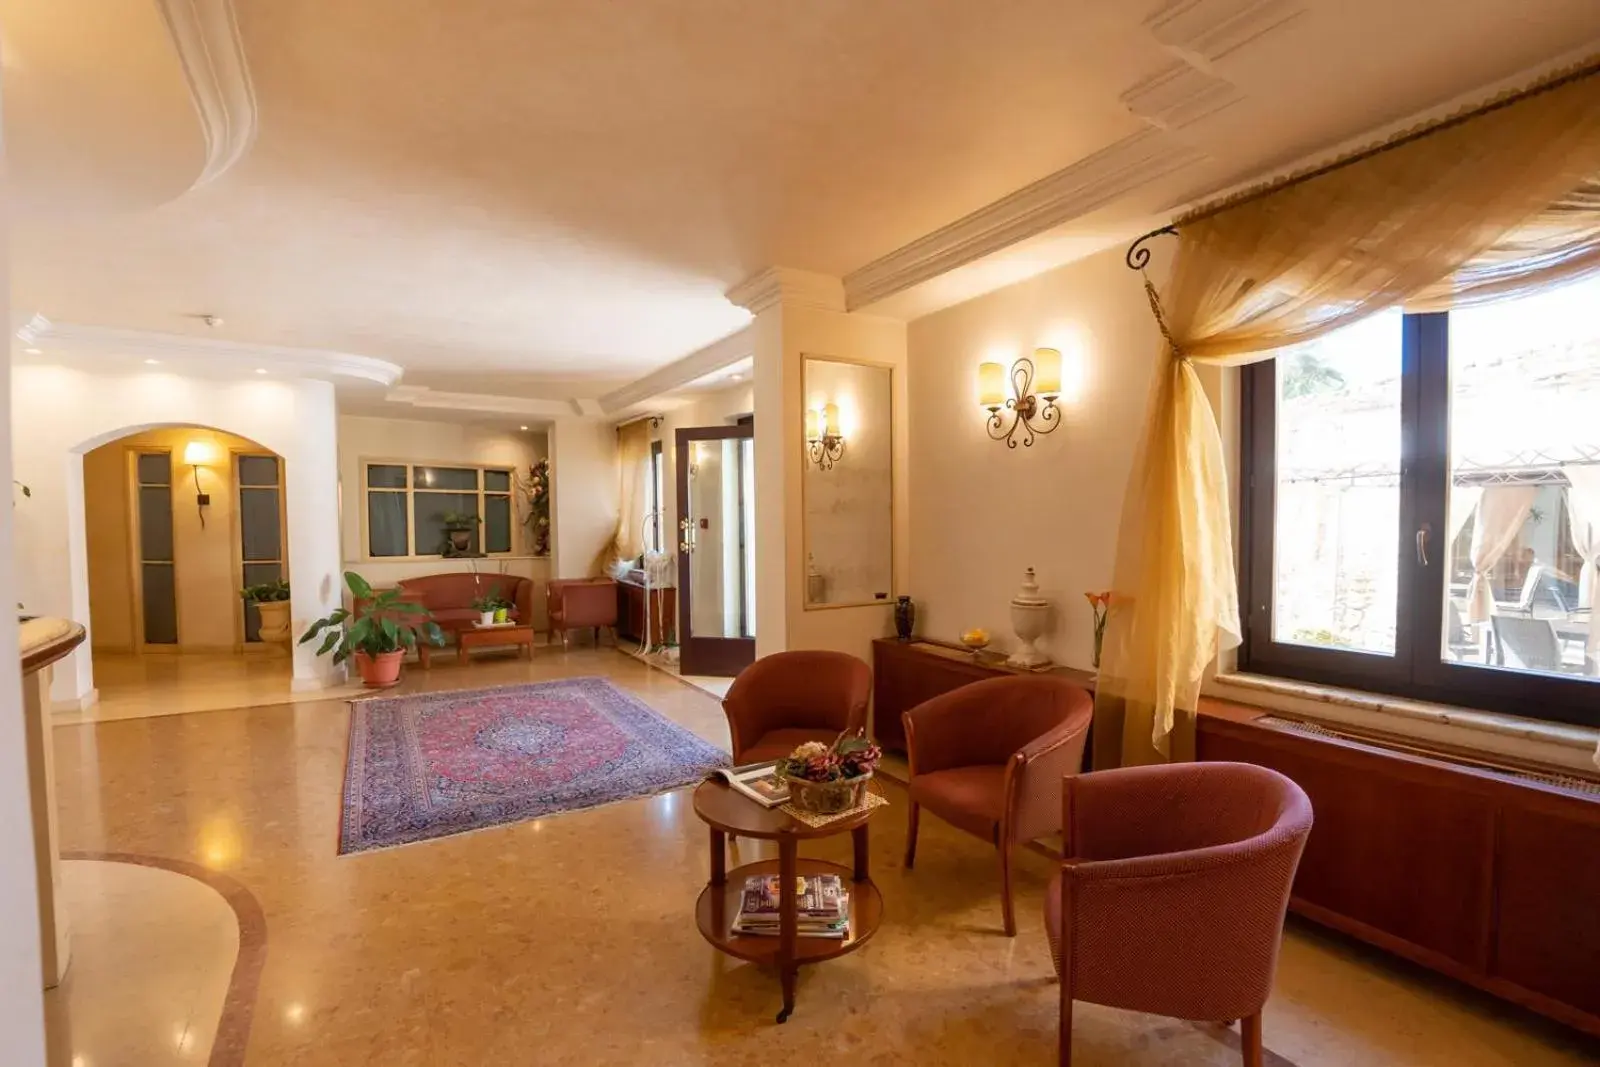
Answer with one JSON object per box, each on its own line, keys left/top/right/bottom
{"left": 300, "top": 572, "right": 444, "bottom": 687}
{"left": 471, "top": 589, "right": 512, "bottom": 627}
{"left": 240, "top": 578, "right": 292, "bottom": 650}
{"left": 778, "top": 733, "right": 883, "bottom": 815}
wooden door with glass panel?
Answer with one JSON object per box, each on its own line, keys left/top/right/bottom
{"left": 675, "top": 424, "right": 756, "bottom": 677}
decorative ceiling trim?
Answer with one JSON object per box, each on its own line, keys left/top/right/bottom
{"left": 598, "top": 326, "right": 754, "bottom": 414}
{"left": 16, "top": 316, "right": 403, "bottom": 386}
{"left": 1121, "top": 63, "right": 1243, "bottom": 130}
{"left": 726, "top": 268, "right": 846, "bottom": 315}
{"left": 1145, "top": 0, "right": 1306, "bottom": 69}
{"left": 841, "top": 130, "right": 1206, "bottom": 311}
{"left": 384, "top": 385, "right": 575, "bottom": 419}
{"left": 154, "top": 0, "right": 258, "bottom": 188}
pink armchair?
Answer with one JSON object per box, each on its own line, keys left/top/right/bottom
{"left": 721, "top": 650, "right": 871, "bottom": 764}
{"left": 1045, "top": 762, "right": 1313, "bottom": 1067}
{"left": 902, "top": 676, "right": 1093, "bottom": 936}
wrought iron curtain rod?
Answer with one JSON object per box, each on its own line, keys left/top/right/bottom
{"left": 1123, "top": 54, "right": 1600, "bottom": 272}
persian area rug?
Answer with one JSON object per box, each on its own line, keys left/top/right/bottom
{"left": 340, "top": 678, "right": 729, "bottom": 854}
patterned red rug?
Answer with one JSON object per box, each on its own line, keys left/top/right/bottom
{"left": 340, "top": 678, "right": 729, "bottom": 854}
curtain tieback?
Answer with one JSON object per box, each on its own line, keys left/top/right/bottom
{"left": 1142, "top": 274, "right": 1185, "bottom": 358}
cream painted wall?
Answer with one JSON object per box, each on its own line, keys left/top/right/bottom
{"left": 906, "top": 243, "right": 1164, "bottom": 670}
{"left": 336, "top": 416, "right": 549, "bottom": 612}
{"left": 12, "top": 367, "right": 345, "bottom": 704}
{"left": 548, "top": 418, "right": 619, "bottom": 579}
{"left": 752, "top": 303, "right": 909, "bottom": 663}
{"left": 84, "top": 427, "right": 276, "bottom": 652}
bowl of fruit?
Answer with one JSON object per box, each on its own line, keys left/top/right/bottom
{"left": 959, "top": 628, "right": 991, "bottom": 656}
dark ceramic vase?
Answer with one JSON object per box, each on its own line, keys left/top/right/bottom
{"left": 894, "top": 596, "right": 915, "bottom": 640}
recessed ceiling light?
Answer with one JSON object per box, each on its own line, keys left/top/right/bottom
{"left": 519, "top": 425, "right": 529, "bottom": 431}
{"left": 143, "top": 358, "right": 161, "bottom": 365}
{"left": 24, "top": 347, "right": 40, "bottom": 355}
{"left": 254, "top": 368, "right": 268, "bottom": 374}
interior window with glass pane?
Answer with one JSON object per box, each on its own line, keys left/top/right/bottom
{"left": 1443, "top": 275, "right": 1599, "bottom": 682}
{"left": 1272, "top": 311, "right": 1403, "bottom": 655}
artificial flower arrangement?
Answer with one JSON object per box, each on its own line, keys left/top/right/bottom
{"left": 1084, "top": 591, "right": 1112, "bottom": 669}
{"left": 778, "top": 733, "right": 883, "bottom": 814}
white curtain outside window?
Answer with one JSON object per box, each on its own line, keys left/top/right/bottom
{"left": 1466, "top": 486, "right": 1537, "bottom": 623}
{"left": 1448, "top": 486, "right": 1483, "bottom": 546}
{"left": 1562, "top": 465, "right": 1600, "bottom": 614}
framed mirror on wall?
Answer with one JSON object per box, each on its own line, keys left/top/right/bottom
{"left": 801, "top": 354, "right": 894, "bottom": 609}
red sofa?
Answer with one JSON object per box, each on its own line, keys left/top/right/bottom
{"left": 387, "top": 573, "right": 535, "bottom": 646}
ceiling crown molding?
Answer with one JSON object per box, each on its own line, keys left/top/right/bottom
{"left": 384, "top": 385, "right": 577, "bottom": 419}
{"left": 155, "top": 0, "right": 258, "bottom": 188}
{"left": 1121, "top": 63, "right": 1243, "bottom": 130}
{"left": 598, "top": 326, "right": 753, "bottom": 414}
{"left": 726, "top": 268, "right": 845, "bottom": 315}
{"left": 1145, "top": 0, "right": 1306, "bottom": 69}
{"left": 16, "top": 315, "right": 403, "bottom": 386}
{"left": 841, "top": 130, "right": 1206, "bottom": 310}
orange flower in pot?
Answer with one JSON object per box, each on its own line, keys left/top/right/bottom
{"left": 1084, "top": 591, "right": 1112, "bottom": 670}
{"left": 300, "top": 572, "right": 446, "bottom": 688}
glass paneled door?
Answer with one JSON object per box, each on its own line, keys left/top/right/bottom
{"left": 237, "top": 454, "right": 286, "bottom": 643}
{"left": 676, "top": 424, "right": 756, "bottom": 677}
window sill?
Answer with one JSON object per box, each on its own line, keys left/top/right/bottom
{"left": 348, "top": 555, "right": 552, "bottom": 564}
{"left": 1208, "top": 672, "right": 1600, "bottom": 773}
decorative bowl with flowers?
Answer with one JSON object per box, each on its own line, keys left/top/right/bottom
{"left": 777, "top": 732, "right": 883, "bottom": 814}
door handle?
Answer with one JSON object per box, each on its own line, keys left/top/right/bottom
{"left": 1416, "top": 523, "right": 1431, "bottom": 566}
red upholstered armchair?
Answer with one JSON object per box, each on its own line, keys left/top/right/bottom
{"left": 720, "top": 651, "right": 871, "bottom": 764}
{"left": 1045, "top": 762, "right": 1313, "bottom": 1067}
{"left": 902, "top": 675, "right": 1092, "bottom": 936}
{"left": 546, "top": 578, "right": 618, "bottom": 647}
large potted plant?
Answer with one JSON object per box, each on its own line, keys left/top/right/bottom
{"left": 241, "top": 578, "right": 292, "bottom": 650}
{"left": 299, "top": 572, "right": 444, "bottom": 687}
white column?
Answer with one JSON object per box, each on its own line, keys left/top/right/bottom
{"left": 285, "top": 380, "right": 345, "bottom": 690}
{"left": 0, "top": 84, "right": 51, "bottom": 1059}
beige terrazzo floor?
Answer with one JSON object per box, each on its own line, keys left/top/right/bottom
{"left": 46, "top": 647, "right": 1600, "bottom": 1066}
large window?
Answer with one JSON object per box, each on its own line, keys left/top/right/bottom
{"left": 1241, "top": 275, "right": 1600, "bottom": 728}
{"left": 363, "top": 462, "right": 515, "bottom": 558}
{"left": 644, "top": 439, "right": 664, "bottom": 555}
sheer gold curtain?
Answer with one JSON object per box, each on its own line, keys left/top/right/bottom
{"left": 1094, "top": 67, "right": 1600, "bottom": 768}
{"left": 596, "top": 420, "right": 653, "bottom": 575}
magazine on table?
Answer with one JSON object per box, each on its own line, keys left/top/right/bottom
{"left": 733, "top": 874, "right": 850, "bottom": 938}
{"left": 707, "top": 761, "right": 790, "bottom": 807}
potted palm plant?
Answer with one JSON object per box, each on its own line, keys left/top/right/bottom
{"left": 240, "top": 578, "right": 292, "bottom": 649}
{"left": 299, "top": 572, "right": 444, "bottom": 687}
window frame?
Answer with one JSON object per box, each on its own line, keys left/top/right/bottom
{"left": 359, "top": 458, "right": 518, "bottom": 561}
{"left": 1239, "top": 310, "right": 1599, "bottom": 729}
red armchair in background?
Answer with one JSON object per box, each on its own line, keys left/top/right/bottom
{"left": 1045, "top": 761, "right": 1313, "bottom": 1066}
{"left": 720, "top": 650, "right": 871, "bottom": 764}
{"left": 902, "top": 675, "right": 1092, "bottom": 936}
{"left": 546, "top": 578, "right": 618, "bottom": 647}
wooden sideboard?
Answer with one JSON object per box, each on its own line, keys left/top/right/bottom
{"left": 616, "top": 577, "right": 676, "bottom": 646}
{"left": 870, "top": 638, "right": 1095, "bottom": 753}
{"left": 1198, "top": 706, "right": 1600, "bottom": 1038}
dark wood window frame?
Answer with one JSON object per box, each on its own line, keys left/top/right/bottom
{"left": 1240, "top": 311, "right": 1598, "bottom": 730}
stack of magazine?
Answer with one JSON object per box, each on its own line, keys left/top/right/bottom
{"left": 732, "top": 873, "right": 849, "bottom": 939}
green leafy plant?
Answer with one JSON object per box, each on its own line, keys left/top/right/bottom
{"left": 240, "top": 578, "right": 291, "bottom": 603}
{"left": 778, "top": 733, "right": 882, "bottom": 783}
{"left": 439, "top": 510, "right": 482, "bottom": 530}
{"left": 299, "top": 572, "right": 444, "bottom": 664}
{"left": 470, "top": 588, "right": 511, "bottom": 613}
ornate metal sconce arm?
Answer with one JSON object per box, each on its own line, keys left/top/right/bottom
{"left": 984, "top": 355, "right": 1060, "bottom": 449}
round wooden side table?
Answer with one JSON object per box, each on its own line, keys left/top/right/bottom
{"left": 692, "top": 779, "right": 883, "bottom": 1023}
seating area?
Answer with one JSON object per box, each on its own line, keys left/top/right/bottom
{"left": 9, "top": 8, "right": 1600, "bottom": 1067}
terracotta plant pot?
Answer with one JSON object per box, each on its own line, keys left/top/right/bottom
{"left": 353, "top": 649, "right": 405, "bottom": 688}
{"left": 255, "top": 599, "right": 292, "bottom": 650}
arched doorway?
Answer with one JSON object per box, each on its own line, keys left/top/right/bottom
{"left": 81, "top": 426, "right": 292, "bottom": 716}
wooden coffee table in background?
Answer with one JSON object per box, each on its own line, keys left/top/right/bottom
{"left": 692, "top": 779, "right": 883, "bottom": 1024}
{"left": 447, "top": 623, "right": 535, "bottom": 666}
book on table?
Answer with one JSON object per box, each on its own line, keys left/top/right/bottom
{"left": 732, "top": 873, "right": 849, "bottom": 939}
{"left": 706, "top": 761, "right": 790, "bottom": 808}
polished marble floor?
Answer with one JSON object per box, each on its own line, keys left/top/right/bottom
{"left": 48, "top": 648, "right": 1600, "bottom": 1065}
{"left": 67, "top": 651, "right": 349, "bottom": 725}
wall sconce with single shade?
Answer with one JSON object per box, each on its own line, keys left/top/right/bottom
{"left": 978, "top": 347, "right": 1062, "bottom": 449}
{"left": 805, "top": 403, "right": 846, "bottom": 470}
{"left": 183, "top": 440, "right": 214, "bottom": 529}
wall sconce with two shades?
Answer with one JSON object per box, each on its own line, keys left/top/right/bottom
{"left": 804, "top": 403, "right": 845, "bottom": 470}
{"left": 978, "top": 347, "right": 1065, "bottom": 449}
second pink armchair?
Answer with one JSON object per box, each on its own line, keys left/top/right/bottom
{"left": 902, "top": 675, "right": 1093, "bottom": 936}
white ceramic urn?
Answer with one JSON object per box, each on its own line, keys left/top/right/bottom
{"left": 1006, "top": 567, "right": 1052, "bottom": 669}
